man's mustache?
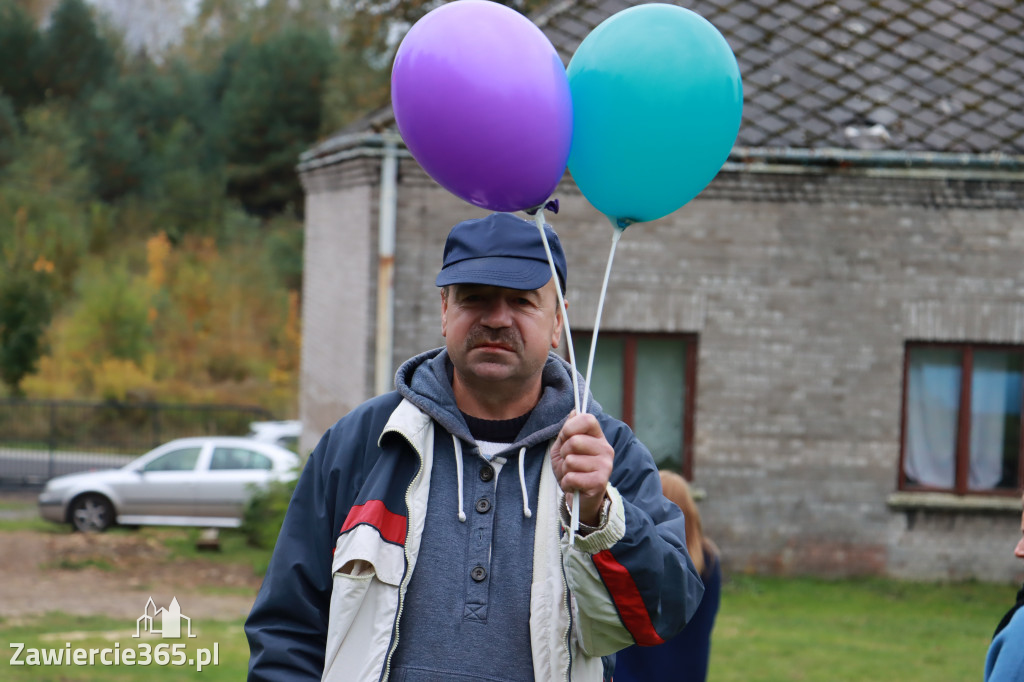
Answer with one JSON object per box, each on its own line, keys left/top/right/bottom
{"left": 465, "top": 327, "right": 522, "bottom": 352}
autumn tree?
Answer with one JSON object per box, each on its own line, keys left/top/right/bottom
{"left": 0, "top": 105, "right": 92, "bottom": 395}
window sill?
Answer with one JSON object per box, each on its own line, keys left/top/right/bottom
{"left": 887, "top": 491, "right": 1021, "bottom": 514}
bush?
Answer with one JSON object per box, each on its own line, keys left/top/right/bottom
{"left": 241, "top": 471, "right": 300, "bottom": 549}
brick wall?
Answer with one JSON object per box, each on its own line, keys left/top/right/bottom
{"left": 300, "top": 156, "right": 1024, "bottom": 582}
{"left": 298, "top": 159, "right": 378, "bottom": 453}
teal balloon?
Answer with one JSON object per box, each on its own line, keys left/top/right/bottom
{"left": 567, "top": 4, "right": 743, "bottom": 226}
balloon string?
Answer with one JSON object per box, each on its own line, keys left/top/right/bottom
{"left": 532, "top": 210, "right": 582, "bottom": 546}
{"left": 532, "top": 211, "right": 581, "bottom": 415}
{"left": 581, "top": 226, "right": 624, "bottom": 416}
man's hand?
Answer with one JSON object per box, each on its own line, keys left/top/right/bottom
{"left": 550, "top": 412, "right": 614, "bottom": 526}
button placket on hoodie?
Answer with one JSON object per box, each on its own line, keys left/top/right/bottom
{"left": 465, "top": 451, "right": 496, "bottom": 623}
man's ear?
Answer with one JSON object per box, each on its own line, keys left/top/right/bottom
{"left": 441, "top": 289, "right": 448, "bottom": 337}
{"left": 551, "top": 297, "right": 567, "bottom": 348}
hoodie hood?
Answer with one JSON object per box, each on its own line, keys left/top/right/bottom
{"left": 394, "top": 347, "right": 596, "bottom": 455}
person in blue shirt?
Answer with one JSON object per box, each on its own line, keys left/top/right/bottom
{"left": 985, "top": 491, "right": 1024, "bottom": 682}
{"left": 612, "top": 470, "right": 721, "bottom": 682}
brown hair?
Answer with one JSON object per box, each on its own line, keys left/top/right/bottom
{"left": 659, "top": 470, "right": 716, "bottom": 575}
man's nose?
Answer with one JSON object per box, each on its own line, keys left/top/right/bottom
{"left": 480, "top": 298, "right": 513, "bottom": 327}
{"left": 1016, "top": 537, "right": 1024, "bottom": 559}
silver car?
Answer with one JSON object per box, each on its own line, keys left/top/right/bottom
{"left": 247, "top": 419, "right": 302, "bottom": 451}
{"left": 38, "top": 436, "right": 302, "bottom": 532}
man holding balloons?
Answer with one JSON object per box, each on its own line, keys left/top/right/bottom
{"left": 245, "top": 213, "right": 704, "bottom": 681}
{"left": 248, "top": 0, "right": 745, "bottom": 677}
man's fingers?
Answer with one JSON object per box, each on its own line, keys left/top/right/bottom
{"left": 553, "top": 412, "right": 612, "bottom": 511}
{"left": 559, "top": 471, "right": 607, "bottom": 496}
{"left": 559, "top": 434, "right": 604, "bottom": 459}
{"left": 558, "top": 449, "right": 613, "bottom": 490}
{"left": 560, "top": 412, "right": 601, "bottom": 439}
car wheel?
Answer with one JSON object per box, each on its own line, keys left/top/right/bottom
{"left": 70, "top": 494, "right": 114, "bottom": 533}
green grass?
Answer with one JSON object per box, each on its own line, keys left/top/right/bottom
{"left": 0, "top": 575, "right": 1013, "bottom": 680}
{"left": 0, "top": 499, "right": 272, "bottom": 575}
{"left": 0, "top": 516, "right": 60, "bottom": 532}
{"left": 708, "top": 574, "right": 1012, "bottom": 682}
{"left": 1, "top": 613, "right": 247, "bottom": 681}
{"left": 0, "top": 497, "right": 35, "bottom": 511}
{"left": 45, "top": 558, "right": 116, "bottom": 572}
{"left": 0, "top": 496, "right": 58, "bottom": 533}
{"left": 162, "top": 528, "right": 273, "bottom": 577}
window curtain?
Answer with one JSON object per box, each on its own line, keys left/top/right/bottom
{"left": 573, "top": 334, "right": 624, "bottom": 419}
{"left": 904, "top": 348, "right": 961, "bottom": 488}
{"left": 633, "top": 338, "right": 685, "bottom": 470}
{"left": 969, "top": 351, "right": 1020, "bottom": 490}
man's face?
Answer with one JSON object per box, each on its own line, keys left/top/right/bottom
{"left": 442, "top": 281, "right": 563, "bottom": 391}
{"left": 1016, "top": 502, "right": 1024, "bottom": 560}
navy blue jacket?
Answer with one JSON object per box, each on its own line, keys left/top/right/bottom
{"left": 245, "top": 349, "right": 703, "bottom": 681}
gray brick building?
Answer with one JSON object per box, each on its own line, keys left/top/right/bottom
{"left": 297, "top": 0, "right": 1024, "bottom": 581}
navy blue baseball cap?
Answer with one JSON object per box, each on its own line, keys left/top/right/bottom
{"left": 436, "top": 213, "right": 567, "bottom": 293}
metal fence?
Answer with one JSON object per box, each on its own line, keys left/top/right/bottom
{"left": 0, "top": 398, "right": 273, "bottom": 488}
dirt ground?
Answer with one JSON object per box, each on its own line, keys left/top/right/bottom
{"left": 0, "top": 492, "right": 262, "bottom": 624}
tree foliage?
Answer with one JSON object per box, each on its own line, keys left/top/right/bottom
{"left": 1, "top": 0, "right": 555, "bottom": 407}
{"left": 221, "top": 27, "right": 332, "bottom": 215}
{"left": 65, "top": 260, "right": 152, "bottom": 366}
{"left": 34, "top": 0, "right": 115, "bottom": 104}
{"left": 0, "top": 0, "right": 44, "bottom": 114}
{"left": 0, "top": 94, "right": 18, "bottom": 168}
{"left": 0, "top": 105, "right": 92, "bottom": 294}
{"left": 0, "top": 270, "right": 52, "bottom": 396}
{"left": 0, "top": 104, "right": 90, "bottom": 395}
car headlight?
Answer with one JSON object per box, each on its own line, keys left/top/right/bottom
{"left": 39, "top": 482, "right": 68, "bottom": 501}
{"left": 38, "top": 489, "right": 61, "bottom": 504}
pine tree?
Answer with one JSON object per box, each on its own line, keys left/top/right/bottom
{"left": 0, "top": 270, "right": 52, "bottom": 396}
{"left": 0, "top": 0, "right": 43, "bottom": 113}
{"left": 34, "top": 0, "right": 115, "bottom": 104}
{"left": 221, "top": 26, "right": 332, "bottom": 216}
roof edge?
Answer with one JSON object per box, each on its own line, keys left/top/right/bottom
{"left": 299, "top": 136, "right": 1024, "bottom": 179}
{"left": 731, "top": 146, "right": 1024, "bottom": 170}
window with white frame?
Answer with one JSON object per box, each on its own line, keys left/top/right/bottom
{"left": 570, "top": 332, "right": 697, "bottom": 478}
{"left": 900, "top": 342, "right": 1023, "bottom": 495}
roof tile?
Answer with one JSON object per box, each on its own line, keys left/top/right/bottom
{"left": 319, "top": 0, "right": 1024, "bottom": 157}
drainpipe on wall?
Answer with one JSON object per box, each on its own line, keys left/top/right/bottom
{"left": 375, "top": 134, "right": 399, "bottom": 396}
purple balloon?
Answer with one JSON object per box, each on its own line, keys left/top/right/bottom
{"left": 392, "top": 0, "right": 572, "bottom": 213}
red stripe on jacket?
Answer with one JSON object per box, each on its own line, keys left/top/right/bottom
{"left": 340, "top": 499, "right": 407, "bottom": 546}
{"left": 592, "top": 549, "right": 665, "bottom": 646}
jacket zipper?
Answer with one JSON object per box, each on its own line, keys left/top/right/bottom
{"left": 561, "top": 550, "right": 573, "bottom": 682}
{"left": 379, "top": 428, "right": 426, "bottom": 682}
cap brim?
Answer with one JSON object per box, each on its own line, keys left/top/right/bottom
{"left": 436, "top": 256, "right": 554, "bottom": 291}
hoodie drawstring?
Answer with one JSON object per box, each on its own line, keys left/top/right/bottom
{"left": 517, "top": 446, "right": 532, "bottom": 519}
{"left": 453, "top": 435, "right": 467, "bottom": 522}
{"left": 453, "top": 437, "right": 532, "bottom": 521}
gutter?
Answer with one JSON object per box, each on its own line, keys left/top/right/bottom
{"left": 727, "top": 146, "right": 1024, "bottom": 181}
{"left": 300, "top": 134, "right": 1024, "bottom": 182}
{"left": 374, "top": 134, "right": 400, "bottom": 396}
{"left": 297, "top": 131, "right": 412, "bottom": 174}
